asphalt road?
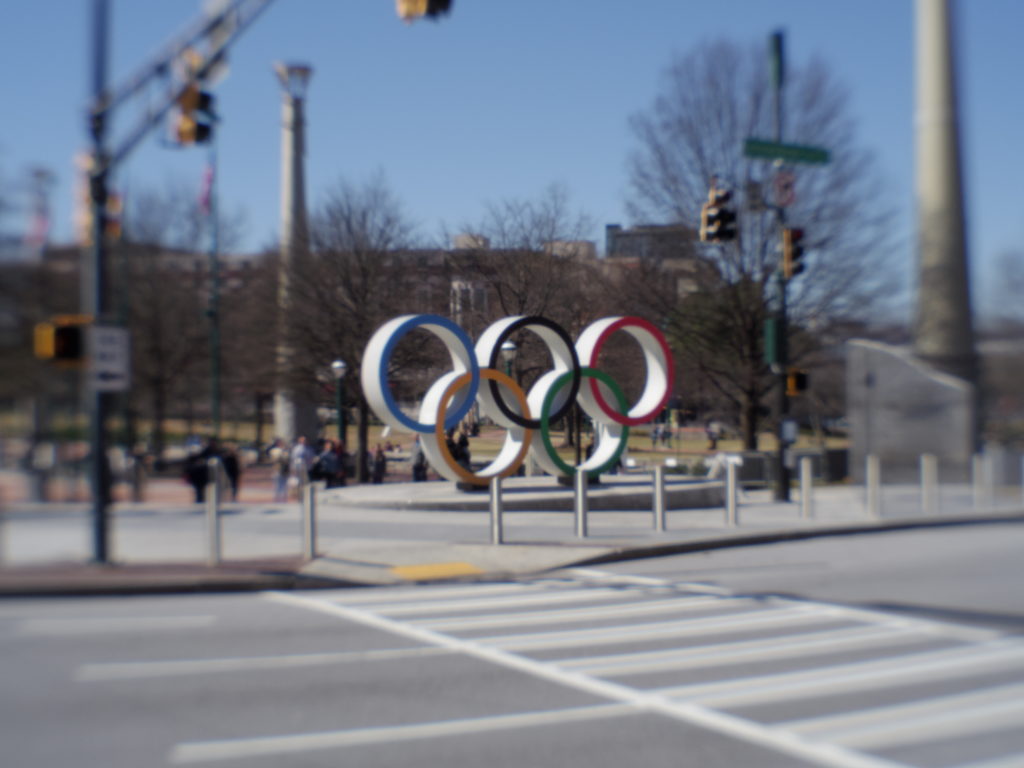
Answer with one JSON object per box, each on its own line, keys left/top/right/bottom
{"left": 2, "top": 522, "right": 1023, "bottom": 767}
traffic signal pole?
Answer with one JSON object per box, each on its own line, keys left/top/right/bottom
{"left": 207, "top": 143, "right": 222, "bottom": 439}
{"left": 80, "top": 0, "right": 275, "bottom": 564}
{"left": 771, "top": 30, "right": 791, "bottom": 502}
{"left": 88, "top": 0, "right": 112, "bottom": 561}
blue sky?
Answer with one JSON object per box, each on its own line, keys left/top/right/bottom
{"left": 1, "top": 1, "right": 1021, "bottom": 319}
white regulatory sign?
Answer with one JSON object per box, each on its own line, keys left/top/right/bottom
{"left": 774, "top": 170, "right": 796, "bottom": 208}
{"left": 88, "top": 326, "right": 131, "bottom": 392}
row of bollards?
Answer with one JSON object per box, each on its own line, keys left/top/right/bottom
{"left": 205, "top": 460, "right": 321, "bottom": 565}
{"left": 488, "top": 459, "right": 752, "bottom": 545}
{"left": 862, "top": 451, "right": 1023, "bottom": 517}
{"left": 197, "top": 451, "right": 1023, "bottom": 560}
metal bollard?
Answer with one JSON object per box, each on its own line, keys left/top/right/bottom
{"left": 131, "top": 454, "right": 146, "bottom": 503}
{"left": 921, "top": 453, "right": 939, "bottom": 516}
{"left": 206, "top": 457, "right": 222, "bottom": 566}
{"left": 972, "top": 453, "right": 989, "bottom": 510}
{"left": 725, "top": 460, "right": 738, "bottom": 526}
{"left": 302, "top": 479, "right": 321, "bottom": 560}
{"left": 574, "top": 468, "right": 588, "bottom": 538}
{"left": 799, "top": 456, "right": 814, "bottom": 519}
{"left": 652, "top": 465, "right": 666, "bottom": 531}
{"left": 489, "top": 476, "right": 504, "bottom": 545}
{"left": 866, "top": 454, "right": 881, "bottom": 518}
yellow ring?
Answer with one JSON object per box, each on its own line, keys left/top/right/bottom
{"left": 434, "top": 368, "right": 533, "bottom": 486}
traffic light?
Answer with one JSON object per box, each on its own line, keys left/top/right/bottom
{"left": 700, "top": 187, "right": 737, "bottom": 243}
{"left": 396, "top": 0, "right": 453, "bottom": 21}
{"left": 176, "top": 82, "right": 216, "bottom": 145}
{"left": 785, "top": 368, "right": 808, "bottom": 397}
{"left": 34, "top": 315, "right": 92, "bottom": 366}
{"left": 782, "top": 227, "right": 806, "bottom": 279}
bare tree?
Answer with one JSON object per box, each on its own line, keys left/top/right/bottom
{"left": 118, "top": 180, "right": 244, "bottom": 455}
{"left": 449, "top": 185, "right": 604, "bottom": 446}
{"left": 288, "top": 173, "right": 419, "bottom": 480}
{"left": 987, "top": 249, "right": 1024, "bottom": 332}
{"left": 626, "top": 39, "right": 899, "bottom": 447}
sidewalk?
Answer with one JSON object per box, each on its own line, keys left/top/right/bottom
{"left": 2, "top": 470, "right": 1022, "bottom": 597}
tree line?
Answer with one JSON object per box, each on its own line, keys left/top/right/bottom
{"left": 2, "top": 39, "right": 918, "bottom": 472}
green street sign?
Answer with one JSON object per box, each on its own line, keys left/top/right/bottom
{"left": 744, "top": 138, "right": 830, "bottom": 165}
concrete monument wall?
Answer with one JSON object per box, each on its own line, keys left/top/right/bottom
{"left": 847, "top": 339, "right": 976, "bottom": 482}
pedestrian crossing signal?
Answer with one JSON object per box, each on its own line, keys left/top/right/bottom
{"left": 34, "top": 315, "right": 92, "bottom": 366}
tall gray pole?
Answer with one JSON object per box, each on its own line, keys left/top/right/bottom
{"left": 771, "top": 29, "right": 791, "bottom": 502}
{"left": 913, "top": 0, "right": 976, "bottom": 388}
{"left": 87, "top": 0, "right": 112, "bottom": 562}
{"left": 273, "top": 63, "right": 318, "bottom": 444}
{"left": 207, "top": 144, "right": 222, "bottom": 439}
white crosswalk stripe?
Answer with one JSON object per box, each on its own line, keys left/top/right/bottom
{"left": 562, "top": 625, "right": 925, "bottom": 677}
{"left": 661, "top": 639, "right": 1024, "bottom": 707}
{"left": 477, "top": 603, "right": 842, "bottom": 651}
{"left": 410, "top": 593, "right": 741, "bottom": 632}
{"left": 282, "top": 570, "right": 1024, "bottom": 767}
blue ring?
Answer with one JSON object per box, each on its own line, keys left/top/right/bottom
{"left": 377, "top": 314, "right": 479, "bottom": 433}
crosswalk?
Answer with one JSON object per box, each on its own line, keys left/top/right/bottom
{"left": 270, "top": 569, "right": 1024, "bottom": 768}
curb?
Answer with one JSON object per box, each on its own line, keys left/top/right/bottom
{"left": 576, "top": 511, "right": 1024, "bottom": 568}
{"left": 0, "top": 559, "right": 356, "bottom": 599}
{"left": 2, "top": 512, "right": 1021, "bottom": 596}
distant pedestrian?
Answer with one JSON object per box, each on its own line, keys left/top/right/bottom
{"left": 221, "top": 442, "right": 241, "bottom": 501}
{"left": 289, "top": 436, "right": 314, "bottom": 497}
{"left": 411, "top": 436, "right": 427, "bottom": 482}
{"left": 184, "top": 438, "right": 219, "bottom": 503}
{"left": 269, "top": 438, "right": 289, "bottom": 501}
{"left": 332, "top": 441, "right": 348, "bottom": 487}
{"left": 310, "top": 439, "right": 339, "bottom": 486}
{"left": 705, "top": 422, "right": 719, "bottom": 451}
{"left": 372, "top": 444, "right": 387, "bottom": 484}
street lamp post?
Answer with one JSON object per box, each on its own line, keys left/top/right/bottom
{"left": 500, "top": 340, "right": 517, "bottom": 378}
{"left": 331, "top": 359, "right": 347, "bottom": 446}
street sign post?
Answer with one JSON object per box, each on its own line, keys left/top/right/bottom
{"left": 88, "top": 325, "right": 131, "bottom": 392}
{"left": 744, "top": 138, "right": 830, "bottom": 165}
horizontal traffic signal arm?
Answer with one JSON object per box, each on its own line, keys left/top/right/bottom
{"left": 93, "top": 0, "right": 273, "bottom": 175}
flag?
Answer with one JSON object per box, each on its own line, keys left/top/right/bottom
{"left": 198, "top": 162, "right": 214, "bottom": 216}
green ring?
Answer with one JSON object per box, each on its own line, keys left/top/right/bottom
{"left": 540, "top": 367, "right": 630, "bottom": 478}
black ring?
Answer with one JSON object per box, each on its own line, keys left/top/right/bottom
{"left": 486, "top": 315, "right": 581, "bottom": 430}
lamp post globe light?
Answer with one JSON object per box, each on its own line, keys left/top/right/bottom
{"left": 500, "top": 340, "right": 517, "bottom": 377}
{"left": 331, "top": 359, "right": 347, "bottom": 445}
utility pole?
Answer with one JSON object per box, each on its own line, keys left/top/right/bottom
{"left": 205, "top": 145, "right": 222, "bottom": 438}
{"left": 87, "top": 0, "right": 113, "bottom": 562}
{"left": 79, "top": 0, "right": 273, "bottom": 563}
{"left": 743, "top": 34, "right": 831, "bottom": 500}
{"left": 770, "top": 30, "right": 791, "bottom": 502}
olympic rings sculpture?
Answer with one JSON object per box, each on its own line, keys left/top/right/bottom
{"left": 361, "top": 314, "right": 675, "bottom": 486}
